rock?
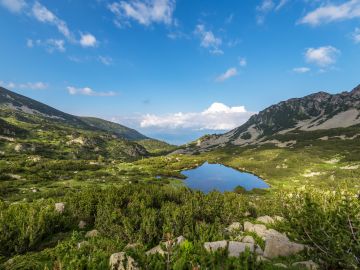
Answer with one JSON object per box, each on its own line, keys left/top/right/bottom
{"left": 273, "top": 216, "right": 285, "bottom": 222}
{"left": 204, "top": 240, "right": 227, "bottom": 252}
{"left": 255, "top": 245, "right": 264, "bottom": 255}
{"left": 125, "top": 243, "right": 141, "bottom": 250}
{"left": 85, "top": 229, "right": 99, "bottom": 238}
{"left": 292, "top": 260, "right": 319, "bottom": 270}
{"left": 77, "top": 241, "right": 89, "bottom": 249}
{"left": 228, "top": 241, "right": 254, "bottom": 257}
{"left": 256, "top": 216, "right": 274, "bottom": 224}
{"left": 145, "top": 245, "right": 167, "bottom": 256}
{"left": 263, "top": 238, "right": 305, "bottom": 258}
{"left": 273, "top": 263, "right": 288, "bottom": 268}
{"left": 55, "top": 202, "right": 65, "bottom": 213}
{"left": 226, "top": 222, "right": 242, "bottom": 232}
{"left": 264, "top": 229, "right": 289, "bottom": 241}
{"left": 244, "top": 222, "right": 267, "bottom": 236}
{"left": 242, "top": 235, "right": 255, "bottom": 244}
{"left": 109, "top": 252, "right": 138, "bottom": 270}
{"left": 176, "top": 235, "right": 186, "bottom": 245}
{"left": 78, "top": 220, "right": 87, "bottom": 229}
{"left": 256, "top": 255, "right": 269, "bottom": 263}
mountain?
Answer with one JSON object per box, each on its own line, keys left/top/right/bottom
{"left": 0, "top": 87, "right": 174, "bottom": 159}
{"left": 182, "top": 84, "right": 360, "bottom": 152}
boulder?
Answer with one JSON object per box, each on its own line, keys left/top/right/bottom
{"left": 109, "top": 252, "right": 139, "bottom": 270}
{"left": 78, "top": 220, "right": 87, "bottom": 229}
{"left": 176, "top": 235, "right": 186, "bottom": 245}
{"left": 228, "top": 241, "right": 254, "bottom": 257}
{"left": 273, "top": 216, "right": 285, "bottom": 222}
{"left": 145, "top": 245, "right": 167, "bottom": 256}
{"left": 226, "top": 222, "right": 242, "bottom": 232}
{"left": 255, "top": 245, "right": 264, "bottom": 255}
{"left": 85, "top": 229, "right": 100, "bottom": 238}
{"left": 256, "top": 255, "right": 269, "bottom": 263}
{"left": 55, "top": 202, "right": 65, "bottom": 213}
{"left": 256, "top": 216, "right": 274, "bottom": 224}
{"left": 263, "top": 238, "right": 305, "bottom": 258}
{"left": 292, "top": 260, "right": 319, "bottom": 270}
{"left": 244, "top": 222, "right": 267, "bottom": 236}
{"left": 204, "top": 240, "right": 227, "bottom": 252}
{"left": 242, "top": 235, "right": 255, "bottom": 244}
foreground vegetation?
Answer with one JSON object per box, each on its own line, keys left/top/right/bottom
{"left": 0, "top": 184, "right": 358, "bottom": 269}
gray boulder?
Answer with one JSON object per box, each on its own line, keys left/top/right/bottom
{"left": 292, "top": 260, "right": 319, "bottom": 270}
{"left": 273, "top": 263, "right": 288, "bottom": 268}
{"left": 228, "top": 241, "right": 254, "bottom": 257}
{"left": 109, "top": 252, "right": 138, "bottom": 270}
{"left": 85, "top": 229, "right": 100, "bottom": 238}
{"left": 226, "top": 222, "right": 242, "bottom": 232}
{"left": 55, "top": 202, "right": 65, "bottom": 213}
{"left": 145, "top": 245, "right": 167, "bottom": 256}
{"left": 256, "top": 216, "right": 274, "bottom": 224}
{"left": 204, "top": 240, "right": 227, "bottom": 252}
{"left": 242, "top": 235, "right": 255, "bottom": 244}
{"left": 264, "top": 238, "right": 305, "bottom": 258}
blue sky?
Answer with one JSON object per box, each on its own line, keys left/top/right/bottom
{"left": 1, "top": 0, "right": 360, "bottom": 144}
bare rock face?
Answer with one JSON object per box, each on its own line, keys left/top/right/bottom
{"left": 292, "top": 260, "right": 319, "bottom": 270}
{"left": 228, "top": 241, "right": 254, "bottom": 257}
{"left": 263, "top": 238, "right": 305, "bottom": 259}
{"left": 55, "top": 202, "right": 65, "bottom": 213}
{"left": 204, "top": 240, "right": 227, "bottom": 252}
{"left": 109, "top": 252, "right": 138, "bottom": 270}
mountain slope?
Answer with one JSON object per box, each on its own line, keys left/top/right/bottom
{"left": 0, "top": 87, "right": 174, "bottom": 159}
{"left": 184, "top": 84, "right": 360, "bottom": 152}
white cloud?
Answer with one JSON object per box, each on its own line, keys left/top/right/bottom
{"left": 194, "top": 24, "right": 223, "bottom": 55}
{"left": 139, "top": 102, "right": 254, "bottom": 130}
{"left": 352, "top": 27, "right": 360, "bottom": 43}
{"left": 98, "top": 56, "right": 113, "bottom": 65}
{"left": 304, "top": 46, "right": 340, "bottom": 67}
{"left": 67, "top": 86, "right": 117, "bottom": 97}
{"left": 0, "top": 80, "right": 48, "bottom": 90}
{"left": 32, "top": 2, "right": 73, "bottom": 40}
{"left": 299, "top": 0, "right": 360, "bottom": 26}
{"left": 0, "top": 0, "right": 26, "bottom": 13}
{"left": 293, "top": 67, "right": 310, "bottom": 73}
{"left": 27, "top": 39, "right": 66, "bottom": 53}
{"left": 80, "top": 33, "right": 97, "bottom": 47}
{"left": 239, "top": 57, "right": 247, "bottom": 67}
{"left": 275, "top": 0, "right": 288, "bottom": 11}
{"left": 108, "top": 0, "right": 176, "bottom": 27}
{"left": 216, "top": 67, "right": 238, "bottom": 82}
{"left": 256, "top": 0, "right": 275, "bottom": 24}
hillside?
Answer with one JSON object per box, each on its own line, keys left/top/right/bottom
{"left": 0, "top": 87, "right": 174, "bottom": 160}
{"left": 181, "top": 84, "right": 360, "bottom": 152}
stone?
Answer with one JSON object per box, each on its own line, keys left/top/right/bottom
{"left": 256, "top": 216, "right": 275, "bottom": 224}
{"left": 273, "top": 263, "right": 288, "bottom": 268}
{"left": 176, "top": 235, "right": 186, "bottom": 245}
{"left": 244, "top": 222, "right": 267, "bottom": 236}
{"left": 55, "top": 202, "right": 65, "bottom": 213}
{"left": 273, "top": 216, "right": 285, "bottom": 222}
{"left": 263, "top": 238, "right": 305, "bottom": 258}
{"left": 228, "top": 241, "right": 254, "bottom": 257}
{"left": 242, "top": 235, "right": 255, "bottom": 244}
{"left": 204, "top": 240, "right": 227, "bottom": 252}
{"left": 255, "top": 245, "right": 264, "bottom": 255}
{"left": 109, "top": 252, "right": 139, "bottom": 270}
{"left": 145, "top": 245, "right": 167, "bottom": 256}
{"left": 78, "top": 220, "right": 87, "bottom": 229}
{"left": 85, "top": 229, "right": 100, "bottom": 238}
{"left": 226, "top": 222, "right": 242, "bottom": 232}
{"left": 256, "top": 255, "right": 269, "bottom": 263}
{"left": 77, "top": 241, "right": 89, "bottom": 249}
{"left": 292, "top": 260, "right": 319, "bottom": 270}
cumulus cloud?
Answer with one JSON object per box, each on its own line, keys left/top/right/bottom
{"left": 194, "top": 24, "right": 223, "bottom": 55}
{"left": 80, "top": 33, "right": 97, "bottom": 47}
{"left": 139, "top": 102, "right": 254, "bottom": 130}
{"left": 108, "top": 0, "right": 176, "bottom": 27}
{"left": 0, "top": 80, "right": 48, "bottom": 90}
{"left": 304, "top": 46, "right": 340, "bottom": 67}
{"left": 67, "top": 86, "right": 117, "bottom": 97}
{"left": 256, "top": 0, "right": 289, "bottom": 24}
{"left": 299, "top": 0, "right": 360, "bottom": 26}
{"left": 216, "top": 67, "right": 238, "bottom": 82}
{"left": 0, "top": 0, "right": 26, "bottom": 13}
{"left": 293, "top": 67, "right": 310, "bottom": 73}
{"left": 352, "top": 27, "right": 360, "bottom": 43}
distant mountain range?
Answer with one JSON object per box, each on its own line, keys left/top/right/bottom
{"left": 0, "top": 87, "right": 175, "bottom": 160}
{"left": 179, "top": 84, "right": 360, "bottom": 153}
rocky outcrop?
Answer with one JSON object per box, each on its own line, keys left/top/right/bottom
{"left": 204, "top": 240, "right": 227, "bottom": 252}
{"left": 109, "top": 252, "right": 138, "bottom": 270}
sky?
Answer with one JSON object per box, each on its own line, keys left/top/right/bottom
{"left": 1, "top": 0, "right": 360, "bottom": 144}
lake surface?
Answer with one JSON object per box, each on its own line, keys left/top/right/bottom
{"left": 182, "top": 162, "right": 269, "bottom": 193}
